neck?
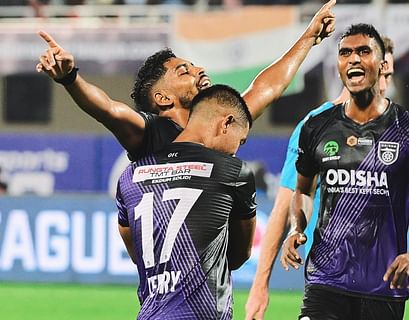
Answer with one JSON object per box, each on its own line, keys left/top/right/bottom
{"left": 174, "top": 126, "right": 206, "bottom": 146}
{"left": 345, "top": 91, "right": 388, "bottom": 124}
{"left": 160, "top": 107, "right": 190, "bottom": 128}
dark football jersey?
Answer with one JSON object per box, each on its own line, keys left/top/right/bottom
{"left": 128, "top": 112, "right": 183, "bottom": 161}
{"left": 297, "top": 101, "right": 409, "bottom": 300}
{"left": 116, "top": 142, "right": 256, "bottom": 319}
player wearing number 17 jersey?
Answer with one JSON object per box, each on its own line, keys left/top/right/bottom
{"left": 116, "top": 85, "right": 256, "bottom": 320}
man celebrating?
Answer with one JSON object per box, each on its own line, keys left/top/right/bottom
{"left": 36, "top": 0, "right": 336, "bottom": 160}
{"left": 282, "top": 24, "right": 409, "bottom": 320}
{"left": 117, "top": 85, "right": 256, "bottom": 319}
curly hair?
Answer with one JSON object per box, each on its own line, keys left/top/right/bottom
{"left": 131, "top": 48, "right": 176, "bottom": 113}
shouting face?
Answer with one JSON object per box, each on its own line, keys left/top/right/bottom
{"left": 338, "top": 34, "right": 384, "bottom": 95}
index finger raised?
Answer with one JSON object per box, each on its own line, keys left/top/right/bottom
{"left": 321, "top": 0, "right": 336, "bottom": 12}
{"left": 38, "top": 30, "right": 60, "bottom": 48}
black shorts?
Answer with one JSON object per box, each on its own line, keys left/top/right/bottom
{"left": 299, "top": 285, "right": 406, "bottom": 320}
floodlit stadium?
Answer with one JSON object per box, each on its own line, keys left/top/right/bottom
{"left": 1, "top": 0, "right": 409, "bottom": 319}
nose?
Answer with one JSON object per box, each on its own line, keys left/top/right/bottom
{"left": 195, "top": 65, "right": 205, "bottom": 76}
{"left": 350, "top": 52, "right": 361, "bottom": 64}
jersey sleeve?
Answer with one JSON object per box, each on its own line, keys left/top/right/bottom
{"left": 230, "top": 161, "right": 257, "bottom": 220}
{"left": 116, "top": 180, "right": 129, "bottom": 227}
{"left": 282, "top": 101, "right": 335, "bottom": 187}
{"left": 296, "top": 121, "right": 319, "bottom": 178}
{"left": 127, "top": 111, "right": 151, "bottom": 161}
{"left": 280, "top": 121, "right": 304, "bottom": 191}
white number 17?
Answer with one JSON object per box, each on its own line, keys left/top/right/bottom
{"left": 134, "top": 187, "right": 202, "bottom": 268}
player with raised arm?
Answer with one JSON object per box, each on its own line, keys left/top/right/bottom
{"left": 116, "top": 85, "right": 256, "bottom": 319}
{"left": 36, "top": 0, "right": 335, "bottom": 160}
{"left": 281, "top": 24, "right": 409, "bottom": 320}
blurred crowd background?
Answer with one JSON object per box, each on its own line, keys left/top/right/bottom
{"left": 0, "top": 0, "right": 408, "bottom": 288}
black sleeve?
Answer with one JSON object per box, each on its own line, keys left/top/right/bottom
{"left": 230, "top": 161, "right": 257, "bottom": 220}
{"left": 296, "top": 121, "right": 319, "bottom": 178}
{"left": 128, "top": 111, "right": 182, "bottom": 161}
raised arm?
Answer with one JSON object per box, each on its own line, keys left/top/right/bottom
{"left": 280, "top": 174, "right": 315, "bottom": 271}
{"left": 36, "top": 31, "right": 145, "bottom": 153}
{"left": 243, "top": 0, "right": 336, "bottom": 120}
{"left": 227, "top": 216, "right": 256, "bottom": 270}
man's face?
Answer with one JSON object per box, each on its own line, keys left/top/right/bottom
{"left": 379, "top": 52, "right": 394, "bottom": 97}
{"left": 163, "top": 57, "right": 211, "bottom": 109}
{"left": 338, "top": 34, "right": 384, "bottom": 95}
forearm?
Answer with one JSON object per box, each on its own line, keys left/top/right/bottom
{"left": 65, "top": 74, "right": 119, "bottom": 123}
{"left": 252, "top": 188, "right": 291, "bottom": 287}
{"left": 243, "top": 31, "right": 316, "bottom": 120}
{"left": 289, "top": 192, "right": 310, "bottom": 235}
{"left": 227, "top": 217, "right": 256, "bottom": 270}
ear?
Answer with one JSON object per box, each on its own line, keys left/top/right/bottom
{"left": 153, "top": 91, "right": 174, "bottom": 111}
{"left": 380, "top": 59, "right": 388, "bottom": 75}
{"left": 220, "top": 115, "right": 235, "bottom": 134}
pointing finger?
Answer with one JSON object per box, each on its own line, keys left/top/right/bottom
{"left": 38, "top": 30, "right": 60, "bottom": 48}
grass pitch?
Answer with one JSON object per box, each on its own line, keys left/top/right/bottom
{"left": 0, "top": 283, "right": 407, "bottom": 319}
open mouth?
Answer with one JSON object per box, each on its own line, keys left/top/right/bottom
{"left": 347, "top": 68, "right": 365, "bottom": 83}
{"left": 198, "top": 75, "right": 211, "bottom": 90}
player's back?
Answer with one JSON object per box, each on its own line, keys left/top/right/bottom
{"left": 117, "top": 142, "right": 256, "bottom": 320}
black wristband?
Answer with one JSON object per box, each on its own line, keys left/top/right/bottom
{"left": 54, "top": 67, "right": 79, "bottom": 86}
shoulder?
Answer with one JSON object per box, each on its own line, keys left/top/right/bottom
{"left": 305, "top": 101, "right": 335, "bottom": 120}
{"left": 290, "top": 101, "right": 336, "bottom": 141}
{"left": 303, "top": 103, "right": 341, "bottom": 131}
{"left": 118, "top": 162, "right": 135, "bottom": 184}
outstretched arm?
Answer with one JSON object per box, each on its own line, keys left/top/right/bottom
{"left": 36, "top": 31, "right": 145, "bottom": 154}
{"left": 243, "top": 0, "right": 336, "bottom": 120}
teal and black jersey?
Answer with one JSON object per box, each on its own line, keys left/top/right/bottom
{"left": 297, "top": 101, "right": 409, "bottom": 300}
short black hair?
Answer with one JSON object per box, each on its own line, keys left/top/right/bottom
{"left": 340, "top": 23, "right": 385, "bottom": 59}
{"left": 190, "top": 84, "right": 253, "bottom": 128}
{"left": 382, "top": 35, "right": 394, "bottom": 55}
{"left": 131, "top": 48, "right": 176, "bottom": 113}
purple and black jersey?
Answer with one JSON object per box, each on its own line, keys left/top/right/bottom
{"left": 116, "top": 142, "right": 256, "bottom": 319}
{"left": 297, "top": 101, "right": 409, "bottom": 300}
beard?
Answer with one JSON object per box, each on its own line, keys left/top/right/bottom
{"left": 179, "top": 94, "right": 195, "bottom": 110}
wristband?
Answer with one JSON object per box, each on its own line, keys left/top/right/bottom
{"left": 54, "top": 67, "right": 79, "bottom": 86}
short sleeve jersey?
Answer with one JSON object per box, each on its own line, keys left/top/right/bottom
{"left": 128, "top": 112, "right": 183, "bottom": 161}
{"left": 116, "top": 142, "right": 256, "bottom": 319}
{"left": 297, "top": 101, "right": 409, "bottom": 300}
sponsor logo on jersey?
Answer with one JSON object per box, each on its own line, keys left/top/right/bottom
{"left": 325, "top": 169, "right": 390, "bottom": 196}
{"left": 346, "top": 136, "right": 373, "bottom": 147}
{"left": 326, "top": 169, "right": 388, "bottom": 188}
{"left": 378, "top": 141, "right": 399, "bottom": 165}
{"left": 323, "top": 140, "right": 339, "bottom": 156}
{"left": 133, "top": 162, "right": 214, "bottom": 182}
{"left": 346, "top": 135, "right": 358, "bottom": 147}
{"left": 358, "top": 137, "right": 373, "bottom": 146}
{"left": 322, "top": 140, "right": 341, "bottom": 162}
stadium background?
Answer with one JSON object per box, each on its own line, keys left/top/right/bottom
{"left": 1, "top": 1, "right": 409, "bottom": 319}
